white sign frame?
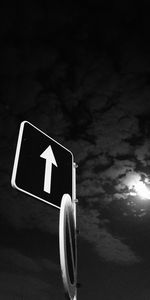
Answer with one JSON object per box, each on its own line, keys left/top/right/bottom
{"left": 59, "top": 193, "right": 77, "bottom": 300}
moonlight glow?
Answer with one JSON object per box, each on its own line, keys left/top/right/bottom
{"left": 132, "top": 181, "right": 150, "bottom": 200}
{"left": 121, "top": 172, "right": 150, "bottom": 200}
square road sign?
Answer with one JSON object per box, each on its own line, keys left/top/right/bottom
{"left": 11, "top": 121, "right": 74, "bottom": 208}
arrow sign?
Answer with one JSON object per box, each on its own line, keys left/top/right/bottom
{"left": 11, "top": 121, "right": 73, "bottom": 208}
{"left": 40, "top": 145, "right": 58, "bottom": 194}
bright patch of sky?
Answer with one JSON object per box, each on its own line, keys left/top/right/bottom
{"left": 116, "top": 171, "right": 150, "bottom": 200}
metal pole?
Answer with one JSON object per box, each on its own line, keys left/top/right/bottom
{"left": 73, "top": 162, "right": 78, "bottom": 300}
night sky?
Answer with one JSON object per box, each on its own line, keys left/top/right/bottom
{"left": 1, "top": 1, "right": 150, "bottom": 299}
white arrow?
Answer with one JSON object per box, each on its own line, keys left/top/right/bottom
{"left": 40, "top": 145, "right": 58, "bottom": 194}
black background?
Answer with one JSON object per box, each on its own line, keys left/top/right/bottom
{"left": 1, "top": 1, "right": 150, "bottom": 299}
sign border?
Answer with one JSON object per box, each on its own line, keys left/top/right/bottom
{"left": 59, "top": 193, "right": 77, "bottom": 299}
{"left": 11, "top": 120, "right": 74, "bottom": 209}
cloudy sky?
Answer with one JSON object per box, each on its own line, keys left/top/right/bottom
{"left": 1, "top": 1, "right": 150, "bottom": 299}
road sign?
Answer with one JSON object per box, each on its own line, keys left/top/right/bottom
{"left": 59, "top": 194, "right": 77, "bottom": 300}
{"left": 11, "top": 121, "right": 74, "bottom": 208}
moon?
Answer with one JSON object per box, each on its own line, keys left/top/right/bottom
{"left": 121, "top": 171, "right": 150, "bottom": 200}
{"left": 131, "top": 180, "right": 150, "bottom": 200}
{"left": 128, "top": 176, "right": 150, "bottom": 200}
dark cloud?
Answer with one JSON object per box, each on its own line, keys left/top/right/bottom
{"left": 0, "top": 272, "right": 59, "bottom": 300}
{"left": 78, "top": 207, "right": 141, "bottom": 265}
{"left": 0, "top": 247, "right": 59, "bottom": 273}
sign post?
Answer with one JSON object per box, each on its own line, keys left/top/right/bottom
{"left": 11, "top": 121, "right": 78, "bottom": 299}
